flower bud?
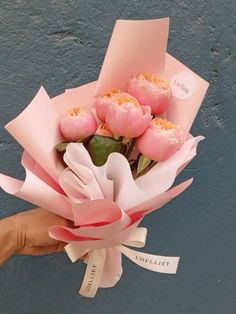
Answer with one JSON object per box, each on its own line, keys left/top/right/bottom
{"left": 59, "top": 107, "right": 97, "bottom": 141}
{"left": 127, "top": 73, "right": 172, "bottom": 115}
{"left": 137, "top": 117, "right": 186, "bottom": 161}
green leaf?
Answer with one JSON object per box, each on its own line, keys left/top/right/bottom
{"left": 77, "top": 135, "right": 93, "bottom": 144}
{"left": 122, "top": 137, "right": 132, "bottom": 145}
{"left": 137, "top": 155, "right": 152, "bottom": 176}
{"left": 55, "top": 142, "right": 69, "bottom": 153}
{"left": 55, "top": 136, "right": 92, "bottom": 153}
{"left": 88, "top": 135, "right": 123, "bottom": 166}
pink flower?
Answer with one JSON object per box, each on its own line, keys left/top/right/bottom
{"left": 60, "top": 108, "right": 97, "bottom": 141}
{"left": 127, "top": 73, "right": 172, "bottom": 115}
{"left": 95, "top": 123, "right": 113, "bottom": 137}
{"left": 137, "top": 118, "right": 186, "bottom": 161}
{"left": 105, "top": 100, "right": 152, "bottom": 139}
{"left": 95, "top": 89, "right": 140, "bottom": 122}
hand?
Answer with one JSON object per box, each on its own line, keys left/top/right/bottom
{"left": 0, "top": 208, "right": 73, "bottom": 266}
{"left": 13, "top": 207, "right": 73, "bottom": 256}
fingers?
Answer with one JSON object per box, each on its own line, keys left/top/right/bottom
{"left": 19, "top": 242, "right": 66, "bottom": 256}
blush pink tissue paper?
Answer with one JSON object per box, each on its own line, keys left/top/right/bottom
{"left": 0, "top": 18, "right": 209, "bottom": 298}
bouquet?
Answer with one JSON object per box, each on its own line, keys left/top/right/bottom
{"left": 0, "top": 18, "right": 209, "bottom": 298}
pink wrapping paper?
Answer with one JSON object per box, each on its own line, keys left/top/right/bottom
{"left": 0, "top": 18, "right": 209, "bottom": 297}
{"left": 94, "top": 18, "right": 169, "bottom": 95}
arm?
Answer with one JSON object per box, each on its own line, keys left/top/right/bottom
{"left": 0, "top": 208, "right": 73, "bottom": 266}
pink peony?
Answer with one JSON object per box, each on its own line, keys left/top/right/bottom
{"left": 60, "top": 108, "right": 97, "bottom": 141}
{"left": 105, "top": 99, "right": 152, "bottom": 139}
{"left": 95, "top": 123, "right": 113, "bottom": 137}
{"left": 137, "top": 117, "right": 186, "bottom": 161}
{"left": 127, "top": 73, "right": 172, "bottom": 115}
{"left": 95, "top": 89, "right": 140, "bottom": 122}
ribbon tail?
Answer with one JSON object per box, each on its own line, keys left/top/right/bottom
{"left": 79, "top": 249, "right": 106, "bottom": 298}
{"left": 118, "top": 245, "right": 180, "bottom": 274}
{"left": 99, "top": 247, "right": 123, "bottom": 288}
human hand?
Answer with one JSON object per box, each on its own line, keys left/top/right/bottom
{"left": 12, "top": 207, "right": 73, "bottom": 256}
{"left": 0, "top": 208, "right": 73, "bottom": 265}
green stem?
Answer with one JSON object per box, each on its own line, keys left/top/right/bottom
{"left": 125, "top": 138, "right": 136, "bottom": 160}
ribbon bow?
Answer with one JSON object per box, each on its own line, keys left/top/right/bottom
{"left": 65, "top": 227, "right": 180, "bottom": 298}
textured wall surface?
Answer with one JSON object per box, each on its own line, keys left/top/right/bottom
{"left": 0, "top": 0, "right": 235, "bottom": 313}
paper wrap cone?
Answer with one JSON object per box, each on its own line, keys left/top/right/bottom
{"left": 0, "top": 18, "right": 208, "bottom": 297}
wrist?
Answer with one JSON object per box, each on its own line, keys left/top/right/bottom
{"left": 0, "top": 214, "right": 25, "bottom": 266}
{"left": 10, "top": 213, "right": 27, "bottom": 254}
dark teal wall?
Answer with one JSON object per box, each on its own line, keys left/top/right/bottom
{"left": 0, "top": 1, "right": 235, "bottom": 313}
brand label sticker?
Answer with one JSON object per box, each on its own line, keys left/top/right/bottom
{"left": 171, "top": 71, "right": 196, "bottom": 100}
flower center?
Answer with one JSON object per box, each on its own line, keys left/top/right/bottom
{"left": 135, "top": 73, "right": 170, "bottom": 90}
{"left": 103, "top": 89, "right": 121, "bottom": 98}
{"left": 66, "top": 107, "right": 86, "bottom": 116}
{"left": 153, "top": 118, "right": 176, "bottom": 130}
{"left": 116, "top": 95, "right": 140, "bottom": 106}
{"left": 103, "top": 89, "right": 140, "bottom": 106}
